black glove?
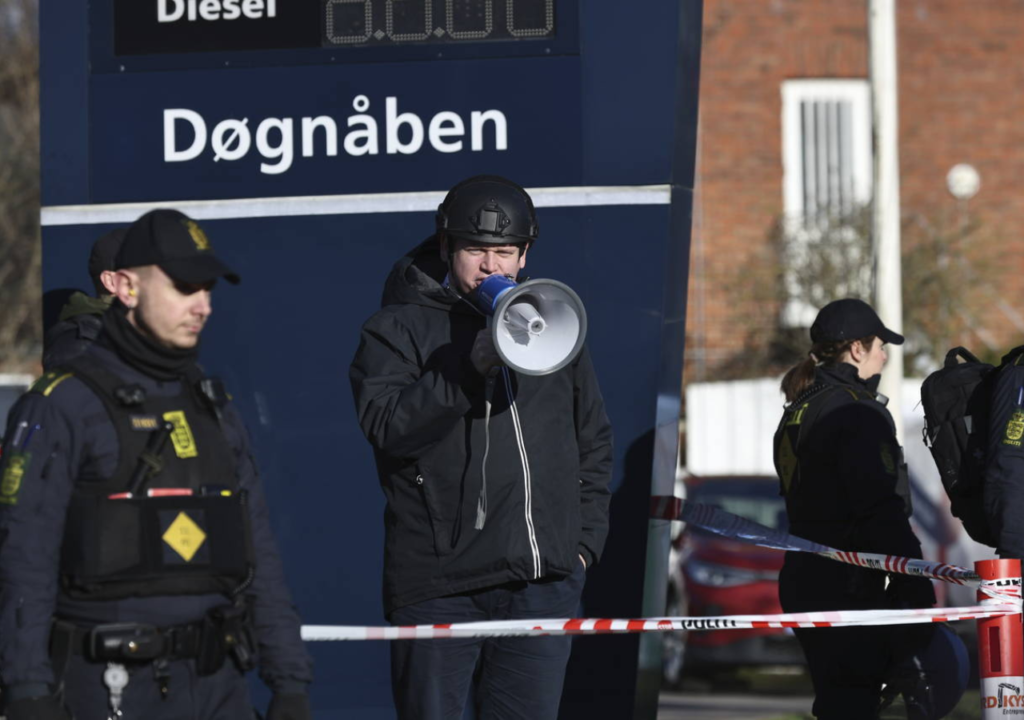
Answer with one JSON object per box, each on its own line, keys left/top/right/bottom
{"left": 266, "top": 692, "right": 311, "bottom": 720}
{"left": 4, "top": 695, "right": 72, "bottom": 720}
{"left": 887, "top": 574, "right": 936, "bottom": 609}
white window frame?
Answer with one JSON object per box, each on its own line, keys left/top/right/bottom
{"left": 780, "top": 79, "right": 874, "bottom": 327}
{"left": 781, "top": 79, "right": 873, "bottom": 228}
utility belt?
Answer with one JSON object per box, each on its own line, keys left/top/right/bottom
{"left": 51, "top": 602, "right": 256, "bottom": 676}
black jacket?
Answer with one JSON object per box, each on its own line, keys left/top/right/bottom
{"left": 983, "top": 349, "right": 1024, "bottom": 559}
{"left": 350, "top": 237, "right": 614, "bottom": 615}
{"left": 774, "top": 363, "right": 933, "bottom": 611}
{"left": 0, "top": 341, "right": 312, "bottom": 693}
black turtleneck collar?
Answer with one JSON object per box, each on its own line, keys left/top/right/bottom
{"left": 814, "top": 361, "right": 883, "bottom": 394}
{"left": 100, "top": 300, "right": 199, "bottom": 381}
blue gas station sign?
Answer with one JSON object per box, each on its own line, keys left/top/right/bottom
{"left": 40, "top": 1, "right": 704, "bottom": 716}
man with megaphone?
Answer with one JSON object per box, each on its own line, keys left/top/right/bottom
{"left": 350, "top": 175, "right": 613, "bottom": 720}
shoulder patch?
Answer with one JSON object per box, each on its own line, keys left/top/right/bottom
{"left": 880, "top": 443, "right": 897, "bottom": 474}
{"left": 778, "top": 434, "right": 797, "bottom": 493}
{"left": 0, "top": 451, "right": 30, "bottom": 505}
{"left": 28, "top": 371, "right": 74, "bottom": 397}
{"left": 1003, "top": 410, "right": 1024, "bottom": 448}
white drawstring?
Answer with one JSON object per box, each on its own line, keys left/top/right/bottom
{"left": 475, "top": 371, "right": 497, "bottom": 530}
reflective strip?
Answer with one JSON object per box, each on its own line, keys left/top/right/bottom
{"left": 40, "top": 185, "right": 672, "bottom": 226}
{"left": 42, "top": 373, "right": 74, "bottom": 397}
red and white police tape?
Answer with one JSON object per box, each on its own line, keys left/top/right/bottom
{"left": 652, "top": 497, "right": 1008, "bottom": 592}
{"left": 296, "top": 498, "right": 1021, "bottom": 642}
{"left": 300, "top": 603, "right": 1019, "bottom": 642}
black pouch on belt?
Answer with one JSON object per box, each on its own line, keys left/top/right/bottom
{"left": 196, "top": 611, "right": 228, "bottom": 676}
{"left": 197, "top": 602, "right": 256, "bottom": 676}
{"left": 89, "top": 623, "right": 167, "bottom": 662}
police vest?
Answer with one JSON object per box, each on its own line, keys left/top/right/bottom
{"left": 774, "top": 382, "right": 911, "bottom": 537}
{"left": 50, "top": 356, "right": 255, "bottom": 601}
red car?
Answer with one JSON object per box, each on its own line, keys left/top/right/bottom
{"left": 664, "top": 475, "right": 805, "bottom": 683}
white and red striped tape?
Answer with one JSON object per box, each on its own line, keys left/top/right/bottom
{"left": 295, "top": 497, "right": 1022, "bottom": 643}
{"left": 300, "top": 602, "right": 1021, "bottom": 642}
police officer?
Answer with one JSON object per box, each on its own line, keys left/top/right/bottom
{"left": 774, "top": 298, "right": 940, "bottom": 719}
{"left": 43, "top": 228, "right": 125, "bottom": 370}
{"left": 350, "top": 175, "right": 613, "bottom": 720}
{"left": 983, "top": 343, "right": 1024, "bottom": 560}
{"left": 0, "top": 210, "right": 313, "bottom": 720}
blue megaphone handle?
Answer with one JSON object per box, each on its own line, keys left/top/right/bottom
{"left": 475, "top": 275, "right": 518, "bottom": 316}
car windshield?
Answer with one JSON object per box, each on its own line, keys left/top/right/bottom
{"left": 688, "top": 479, "right": 787, "bottom": 531}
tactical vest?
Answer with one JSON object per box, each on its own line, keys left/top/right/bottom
{"left": 774, "top": 382, "right": 911, "bottom": 537}
{"left": 51, "top": 355, "right": 255, "bottom": 601}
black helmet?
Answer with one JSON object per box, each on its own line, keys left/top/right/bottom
{"left": 436, "top": 175, "right": 539, "bottom": 246}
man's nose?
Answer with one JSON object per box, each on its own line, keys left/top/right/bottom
{"left": 193, "top": 290, "right": 213, "bottom": 317}
{"left": 480, "top": 250, "right": 500, "bottom": 273}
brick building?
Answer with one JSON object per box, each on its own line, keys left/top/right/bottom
{"left": 686, "top": 0, "right": 1024, "bottom": 383}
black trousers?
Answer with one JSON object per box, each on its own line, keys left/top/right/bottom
{"left": 58, "top": 653, "right": 253, "bottom": 720}
{"left": 388, "top": 562, "right": 586, "bottom": 720}
{"left": 780, "top": 555, "right": 933, "bottom": 720}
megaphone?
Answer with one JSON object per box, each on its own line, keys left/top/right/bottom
{"left": 474, "top": 274, "right": 588, "bottom": 376}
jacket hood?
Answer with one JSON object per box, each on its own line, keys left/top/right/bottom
{"left": 381, "top": 235, "right": 476, "bottom": 315}
{"left": 58, "top": 292, "right": 112, "bottom": 322}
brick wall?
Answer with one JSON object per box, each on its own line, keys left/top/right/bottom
{"left": 687, "top": 0, "right": 1024, "bottom": 383}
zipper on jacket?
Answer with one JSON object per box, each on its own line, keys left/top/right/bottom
{"left": 502, "top": 368, "right": 541, "bottom": 579}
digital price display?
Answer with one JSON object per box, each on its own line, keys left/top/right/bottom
{"left": 325, "top": 0, "right": 555, "bottom": 46}
{"left": 114, "top": 0, "right": 556, "bottom": 56}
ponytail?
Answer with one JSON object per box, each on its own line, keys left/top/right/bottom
{"left": 780, "top": 335, "right": 877, "bottom": 402}
{"left": 780, "top": 357, "right": 818, "bottom": 402}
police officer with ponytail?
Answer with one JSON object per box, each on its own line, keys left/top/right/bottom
{"left": 774, "top": 298, "right": 965, "bottom": 719}
{"left": 0, "top": 210, "right": 312, "bottom": 720}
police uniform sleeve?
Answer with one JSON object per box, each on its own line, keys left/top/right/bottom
{"left": 350, "top": 311, "right": 480, "bottom": 459}
{"left": 983, "top": 360, "right": 1024, "bottom": 560}
{"left": 0, "top": 388, "right": 81, "bottom": 689}
{"left": 222, "top": 405, "right": 313, "bottom": 691}
{"left": 573, "top": 346, "right": 613, "bottom": 568}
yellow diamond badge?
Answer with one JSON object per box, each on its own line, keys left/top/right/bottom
{"left": 162, "top": 511, "right": 207, "bottom": 562}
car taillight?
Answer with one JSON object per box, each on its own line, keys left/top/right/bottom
{"left": 685, "top": 558, "right": 776, "bottom": 588}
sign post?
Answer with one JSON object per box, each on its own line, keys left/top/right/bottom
{"left": 40, "top": 1, "right": 704, "bottom": 715}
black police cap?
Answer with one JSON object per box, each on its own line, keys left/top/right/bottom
{"left": 116, "top": 210, "right": 240, "bottom": 285}
{"left": 810, "top": 298, "right": 904, "bottom": 346}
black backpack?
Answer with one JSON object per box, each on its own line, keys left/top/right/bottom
{"left": 920, "top": 346, "right": 1024, "bottom": 547}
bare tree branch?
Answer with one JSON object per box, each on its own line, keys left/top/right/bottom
{"left": 721, "top": 205, "right": 1003, "bottom": 378}
{"left": 0, "top": 0, "right": 41, "bottom": 372}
